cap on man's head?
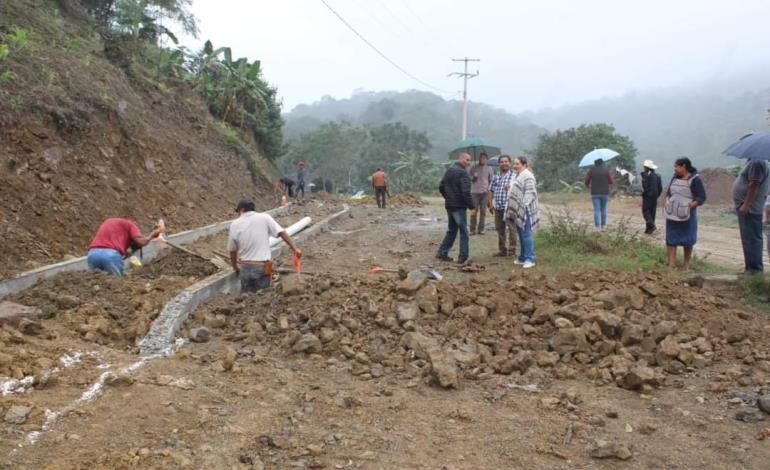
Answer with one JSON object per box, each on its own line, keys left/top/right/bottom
{"left": 236, "top": 198, "right": 256, "bottom": 213}
{"left": 642, "top": 159, "right": 658, "bottom": 170}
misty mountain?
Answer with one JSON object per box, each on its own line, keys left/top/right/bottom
{"left": 521, "top": 82, "right": 770, "bottom": 170}
{"left": 284, "top": 90, "right": 545, "bottom": 160}
{"left": 285, "top": 77, "right": 770, "bottom": 171}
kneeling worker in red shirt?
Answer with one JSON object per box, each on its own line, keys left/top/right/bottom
{"left": 87, "top": 217, "right": 162, "bottom": 276}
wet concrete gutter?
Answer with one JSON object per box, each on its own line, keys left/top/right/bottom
{"left": 0, "top": 205, "right": 292, "bottom": 300}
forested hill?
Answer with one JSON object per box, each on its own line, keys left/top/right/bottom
{"left": 286, "top": 77, "right": 770, "bottom": 170}
{"left": 284, "top": 90, "right": 545, "bottom": 160}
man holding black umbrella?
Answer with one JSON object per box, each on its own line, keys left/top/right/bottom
{"left": 732, "top": 158, "right": 770, "bottom": 273}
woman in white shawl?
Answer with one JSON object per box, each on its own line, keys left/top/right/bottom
{"left": 506, "top": 156, "right": 540, "bottom": 268}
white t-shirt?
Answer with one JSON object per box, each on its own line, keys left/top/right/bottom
{"left": 227, "top": 212, "right": 284, "bottom": 262}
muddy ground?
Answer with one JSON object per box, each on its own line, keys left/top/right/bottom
{"left": 2, "top": 198, "right": 768, "bottom": 469}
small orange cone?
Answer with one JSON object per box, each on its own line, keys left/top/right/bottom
{"left": 280, "top": 195, "right": 287, "bottom": 206}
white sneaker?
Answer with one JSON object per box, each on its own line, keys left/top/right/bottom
{"left": 513, "top": 260, "right": 525, "bottom": 265}
{"left": 522, "top": 261, "right": 536, "bottom": 269}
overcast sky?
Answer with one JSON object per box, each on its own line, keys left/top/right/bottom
{"left": 186, "top": 0, "right": 770, "bottom": 113}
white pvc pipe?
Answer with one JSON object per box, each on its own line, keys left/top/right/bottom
{"left": 269, "top": 217, "right": 311, "bottom": 247}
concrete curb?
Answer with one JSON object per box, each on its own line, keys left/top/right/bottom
{"left": 0, "top": 205, "right": 292, "bottom": 300}
{"left": 138, "top": 204, "right": 350, "bottom": 355}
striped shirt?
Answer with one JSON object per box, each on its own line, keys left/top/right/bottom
{"left": 489, "top": 170, "right": 515, "bottom": 211}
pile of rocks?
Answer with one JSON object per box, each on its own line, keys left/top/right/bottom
{"left": 194, "top": 270, "right": 769, "bottom": 391}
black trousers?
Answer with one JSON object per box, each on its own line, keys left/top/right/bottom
{"left": 642, "top": 197, "right": 657, "bottom": 233}
{"left": 375, "top": 187, "right": 387, "bottom": 208}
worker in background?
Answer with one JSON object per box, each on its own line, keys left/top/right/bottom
{"left": 733, "top": 158, "right": 770, "bottom": 273}
{"left": 228, "top": 198, "right": 301, "bottom": 293}
{"left": 372, "top": 167, "right": 388, "bottom": 209}
{"left": 296, "top": 161, "right": 307, "bottom": 201}
{"left": 469, "top": 152, "right": 493, "bottom": 235}
{"left": 640, "top": 160, "right": 663, "bottom": 234}
{"left": 585, "top": 158, "right": 614, "bottom": 231}
{"left": 87, "top": 217, "right": 162, "bottom": 277}
{"left": 279, "top": 175, "right": 295, "bottom": 198}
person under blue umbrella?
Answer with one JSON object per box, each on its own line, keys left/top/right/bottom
{"left": 584, "top": 158, "right": 615, "bottom": 231}
{"left": 732, "top": 158, "right": 770, "bottom": 273}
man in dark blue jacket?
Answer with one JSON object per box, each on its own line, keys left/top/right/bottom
{"left": 437, "top": 152, "right": 475, "bottom": 263}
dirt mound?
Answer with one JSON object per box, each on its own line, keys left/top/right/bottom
{"left": 2, "top": 250, "right": 219, "bottom": 379}
{"left": 138, "top": 249, "right": 219, "bottom": 279}
{"left": 390, "top": 192, "right": 426, "bottom": 206}
{"left": 698, "top": 168, "right": 736, "bottom": 205}
{"left": 0, "top": 1, "right": 280, "bottom": 280}
{"left": 192, "top": 270, "right": 768, "bottom": 392}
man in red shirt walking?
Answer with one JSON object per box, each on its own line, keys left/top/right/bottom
{"left": 87, "top": 217, "right": 162, "bottom": 276}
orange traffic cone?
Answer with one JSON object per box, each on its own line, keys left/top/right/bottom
{"left": 280, "top": 195, "right": 287, "bottom": 207}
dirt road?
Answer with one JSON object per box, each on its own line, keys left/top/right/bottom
{"left": 2, "top": 198, "right": 769, "bottom": 470}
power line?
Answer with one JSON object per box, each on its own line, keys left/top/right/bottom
{"left": 319, "top": 0, "right": 452, "bottom": 95}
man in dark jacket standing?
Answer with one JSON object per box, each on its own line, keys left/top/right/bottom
{"left": 640, "top": 159, "right": 663, "bottom": 234}
{"left": 437, "top": 152, "right": 475, "bottom": 263}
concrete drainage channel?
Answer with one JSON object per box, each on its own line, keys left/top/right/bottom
{"left": 0, "top": 205, "right": 293, "bottom": 301}
{"left": 15, "top": 204, "right": 350, "bottom": 449}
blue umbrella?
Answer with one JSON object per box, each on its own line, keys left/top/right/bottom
{"left": 578, "top": 148, "right": 619, "bottom": 168}
{"left": 723, "top": 132, "right": 770, "bottom": 160}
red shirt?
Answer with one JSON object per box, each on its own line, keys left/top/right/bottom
{"left": 88, "top": 218, "right": 142, "bottom": 255}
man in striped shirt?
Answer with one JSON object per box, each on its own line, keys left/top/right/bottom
{"left": 487, "top": 155, "right": 517, "bottom": 257}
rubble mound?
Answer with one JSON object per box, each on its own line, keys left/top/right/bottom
{"left": 194, "top": 270, "right": 768, "bottom": 390}
{"left": 389, "top": 193, "right": 426, "bottom": 206}
{"left": 696, "top": 168, "right": 736, "bottom": 205}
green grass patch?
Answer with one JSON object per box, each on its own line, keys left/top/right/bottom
{"left": 535, "top": 210, "right": 727, "bottom": 274}
{"left": 735, "top": 274, "right": 770, "bottom": 314}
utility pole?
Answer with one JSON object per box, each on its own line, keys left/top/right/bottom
{"left": 449, "top": 57, "right": 480, "bottom": 140}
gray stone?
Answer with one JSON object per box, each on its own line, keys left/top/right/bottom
{"left": 55, "top": 294, "right": 81, "bottom": 310}
{"left": 590, "top": 440, "right": 632, "bottom": 460}
{"left": 397, "top": 302, "right": 419, "bottom": 322}
{"left": 656, "top": 335, "right": 681, "bottom": 364}
{"left": 459, "top": 305, "right": 488, "bottom": 322}
{"left": 292, "top": 334, "right": 322, "bottom": 354}
{"left": 530, "top": 305, "right": 555, "bottom": 325}
{"left": 621, "top": 324, "right": 645, "bottom": 346}
{"left": 281, "top": 274, "right": 305, "bottom": 296}
{"left": 451, "top": 349, "right": 481, "bottom": 367}
{"left": 400, "top": 332, "right": 437, "bottom": 360}
{"left": 415, "top": 283, "right": 439, "bottom": 313}
{"left": 550, "top": 328, "right": 589, "bottom": 354}
{"left": 0, "top": 301, "right": 42, "bottom": 325}
{"left": 427, "top": 348, "right": 458, "bottom": 388}
{"left": 650, "top": 321, "right": 678, "bottom": 342}
{"left": 553, "top": 317, "right": 574, "bottom": 329}
{"left": 758, "top": 395, "right": 770, "bottom": 414}
{"left": 188, "top": 327, "right": 210, "bottom": 343}
{"left": 620, "top": 366, "right": 657, "bottom": 390}
{"left": 18, "top": 318, "right": 44, "bottom": 336}
{"left": 396, "top": 270, "right": 429, "bottom": 294}
{"left": 534, "top": 351, "right": 560, "bottom": 367}
{"left": 4, "top": 406, "right": 32, "bottom": 425}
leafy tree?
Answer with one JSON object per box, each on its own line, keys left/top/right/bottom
{"left": 391, "top": 152, "right": 441, "bottom": 193}
{"left": 532, "top": 123, "right": 638, "bottom": 192}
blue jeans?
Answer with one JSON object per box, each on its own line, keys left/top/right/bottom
{"left": 438, "top": 209, "right": 469, "bottom": 261}
{"left": 239, "top": 264, "right": 271, "bottom": 293}
{"left": 517, "top": 214, "right": 535, "bottom": 262}
{"left": 737, "top": 211, "right": 764, "bottom": 272}
{"left": 592, "top": 194, "right": 609, "bottom": 227}
{"left": 87, "top": 248, "right": 125, "bottom": 277}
